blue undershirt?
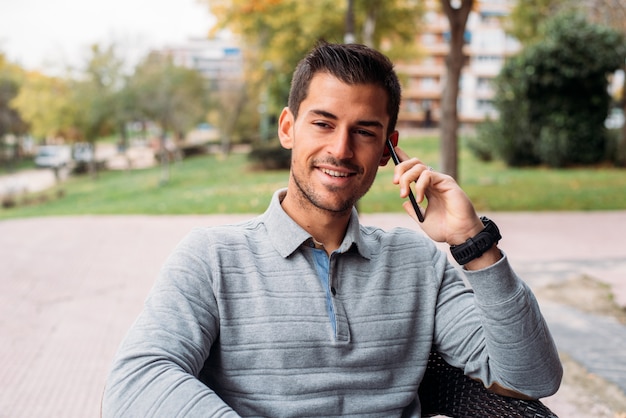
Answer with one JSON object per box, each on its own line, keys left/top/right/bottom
{"left": 311, "top": 247, "right": 337, "bottom": 335}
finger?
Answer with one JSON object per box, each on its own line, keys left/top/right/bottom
{"left": 392, "top": 156, "right": 421, "bottom": 183}
{"left": 413, "top": 166, "right": 435, "bottom": 202}
{"left": 402, "top": 200, "right": 423, "bottom": 223}
{"left": 391, "top": 146, "right": 421, "bottom": 172}
{"left": 399, "top": 163, "right": 432, "bottom": 200}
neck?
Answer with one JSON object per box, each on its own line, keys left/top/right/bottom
{"left": 280, "top": 190, "right": 351, "bottom": 255}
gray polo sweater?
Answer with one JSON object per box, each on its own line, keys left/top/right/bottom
{"left": 103, "top": 189, "right": 561, "bottom": 417}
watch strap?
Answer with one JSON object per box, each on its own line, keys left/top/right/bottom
{"left": 450, "top": 216, "right": 501, "bottom": 265}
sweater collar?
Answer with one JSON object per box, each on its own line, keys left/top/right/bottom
{"left": 262, "top": 189, "right": 372, "bottom": 260}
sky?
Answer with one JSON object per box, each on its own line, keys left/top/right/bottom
{"left": 0, "top": 0, "right": 216, "bottom": 74}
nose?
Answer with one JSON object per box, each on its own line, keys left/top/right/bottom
{"left": 329, "top": 128, "right": 354, "bottom": 160}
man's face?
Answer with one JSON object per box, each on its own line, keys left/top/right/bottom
{"left": 278, "top": 73, "right": 397, "bottom": 215}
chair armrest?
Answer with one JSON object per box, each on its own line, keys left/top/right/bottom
{"left": 418, "top": 351, "right": 558, "bottom": 417}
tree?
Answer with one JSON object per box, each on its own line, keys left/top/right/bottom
{"left": 12, "top": 71, "right": 75, "bottom": 141}
{"left": 204, "top": 0, "right": 422, "bottom": 142}
{"left": 508, "top": 0, "right": 626, "bottom": 165}
{"left": 0, "top": 57, "right": 27, "bottom": 137}
{"left": 439, "top": 0, "right": 473, "bottom": 181}
{"left": 0, "top": 78, "right": 22, "bottom": 134}
{"left": 207, "top": 0, "right": 343, "bottom": 132}
{"left": 0, "top": 55, "right": 28, "bottom": 169}
{"left": 509, "top": 0, "right": 626, "bottom": 47}
{"left": 481, "top": 12, "right": 626, "bottom": 167}
{"left": 577, "top": 0, "right": 626, "bottom": 165}
{"left": 507, "top": 0, "right": 570, "bottom": 44}
{"left": 69, "top": 44, "right": 127, "bottom": 176}
{"left": 130, "top": 52, "right": 210, "bottom": 184}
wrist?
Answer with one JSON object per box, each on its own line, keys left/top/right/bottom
{"left": 463, "top": 245, "right": 502, "bottom": 270}
{"left": 450, "top": 216, "right": 502, "bottom": 266}
{"left": 448, "top": 219, "right": 486, "bottom": 246}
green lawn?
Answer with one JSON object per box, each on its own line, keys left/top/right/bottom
{"left": 2, "top": 135, "right": 625, "bottom": 219}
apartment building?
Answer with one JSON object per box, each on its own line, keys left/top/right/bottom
{"left": 396, "top": 0, "right": 520, "bottom": 129}
{"left": 162, "top": 1, "right": 518, "bottom": 130}
{"left": 161, "top": 37, "right": 244, "bottom": 93}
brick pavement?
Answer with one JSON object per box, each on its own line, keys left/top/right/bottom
{"left": 1, "top": 211, "right": 625, "bottom": 417}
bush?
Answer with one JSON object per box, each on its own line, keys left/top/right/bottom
{"left": 465, "top": 131, "right": 493, "bottom": 162}
{"left": 248, "top": 142, "right": 291, "bottom": 170}
{"left": 606, "top": 126, "right": 626, "bottom": 166}
{"left": 478, "top": 12, "right": 626, "bottom": 167}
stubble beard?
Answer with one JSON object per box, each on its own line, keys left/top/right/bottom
{"left": 286, "top": 129, "right": 378, "bottom": 217}
{"left": 290, "top": 158, "right": 375, "bottom": 217}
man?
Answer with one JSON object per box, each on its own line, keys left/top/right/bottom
{"left": 103, "top": 42, "right": 562, "bottom": 417}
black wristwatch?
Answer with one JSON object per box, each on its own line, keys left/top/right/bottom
{"left": 450, "top": 216, "right": 501, "bottom": 265}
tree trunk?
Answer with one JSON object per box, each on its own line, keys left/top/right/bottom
{"left": 220, "top": 85, "right": 248, "bottom": 156}
{"left": 345, "top": 0, "right": 356, "bottom": 43}
{"left": 88, "top": 141, "right": 99, "bottom": 180}
{"left": 619, "top": 68, "right": 626, "bottom": 166}
{"left": 440, "top": 0, "right": 473, "bottom": 182}
{"left": 362, "top": 1, "right": 381, "bottom": 47}
{"left": 160, "top": 132, "right": 170, "bottom": 185}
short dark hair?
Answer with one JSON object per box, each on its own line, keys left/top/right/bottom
{"left": 287, "top": 42, "right": 402, "bottom": 135}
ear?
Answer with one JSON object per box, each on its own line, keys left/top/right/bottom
{"left": 379, "top": 130, "right": 399, "bottom": 166}
{"left": 278, "top": 107, "right": 295, "bottom": 149}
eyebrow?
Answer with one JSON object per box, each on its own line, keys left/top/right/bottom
{"left": 309, "top": 109, "right": 385, "bottom": 129}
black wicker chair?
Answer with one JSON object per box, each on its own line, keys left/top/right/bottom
{"left": 418, "top": 352, "right": 558, "bottom": 418}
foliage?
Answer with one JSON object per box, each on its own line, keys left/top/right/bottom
{"left": 204, "top": 0, "right": 423, "bottom": 135}
{"left": 508, "top": 0, "right": 626, "bottom": 45}
{"left": 506, "top": 0, "right": 570, "bottom": 45}
{"left": 12, "top": 71, "right": 76, "bottom": 140}
{"left": 207, "top": 0, "right": 422, "bottom": 73}
{"left": 477, "top": 12, "right": 626, "bottom": 167}
{"left": 0, "top": 56, "right": 28, "bottom": 170}
{"left": 9, "top": 41, "right": 213, "bottom": 157}
{"left": 11, "top": 46, "right": 128, "bottom": 144}
{"left": 248, "top": 141, "right": 291, "bottom": 170}
{"left": 130, "top": 52, "right": 210, "bottom": 137}
{"left": 70, "top": 45, "right": 125, "bottom": 143}
{"left": 0, "top": 56, "right": 28, "bottom": 138}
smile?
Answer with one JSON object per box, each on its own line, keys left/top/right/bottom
{"left": 321, "top": 168, "right": 353, "bottom": 178}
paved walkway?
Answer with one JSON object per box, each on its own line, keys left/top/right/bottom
{"left": 1, "top": 211, "right": 625, "bottom": 417}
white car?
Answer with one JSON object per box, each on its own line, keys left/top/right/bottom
{"left": 35, "top": 145, "right": 72, "bottom": 169}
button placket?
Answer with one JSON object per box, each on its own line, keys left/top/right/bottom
{"left": 328, "top": 255, "right": 350, "bottom": 343}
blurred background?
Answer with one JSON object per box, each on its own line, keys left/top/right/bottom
{"left": 1, "top": 0, "right": 625, "bottom": 197}
{"left": 1, "top": 0, "right": 626, "bottom": 417}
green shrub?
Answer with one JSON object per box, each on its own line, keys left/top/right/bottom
{"left": 248, "top": 142, "right": 292, "bottom": 170}
{"left": 482, "top": 12, "right": 626, "bottom": 168}
{"left": 606, "top": 126, "right": 626, "bottom": 166}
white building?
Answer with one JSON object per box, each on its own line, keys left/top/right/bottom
{"left": 161, "top": 37, "right": 244, "bottom": 93}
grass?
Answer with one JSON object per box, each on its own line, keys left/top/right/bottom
{"left": 1, "top": 135, "right": 626, "bottom": 220}
{"left": 365, "top": 136, "right": 626, "bottom": 212}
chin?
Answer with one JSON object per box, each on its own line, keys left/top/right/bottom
{"left": 317, "top": 196, "right": 358, "bottom": 214}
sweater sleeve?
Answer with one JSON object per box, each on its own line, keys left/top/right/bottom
{"left": 433, "top": 251, "right": 562, "bottom": 399}
{"left": 102, "top": 230, "right": 241, "bottom": 418}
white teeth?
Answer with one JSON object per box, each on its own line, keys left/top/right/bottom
{"left": 322, "top": 168, "right": 349, "bottom": 177}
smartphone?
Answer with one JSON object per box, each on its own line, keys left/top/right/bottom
{"left": 386, "top": 138, "right": 425, "bottom": 222}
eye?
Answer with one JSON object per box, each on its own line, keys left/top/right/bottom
{"left": 353, "top": 128, "right": 377, "bottom": 138}
{"left": 313, "top": 121, "right": 332, "bottom": 129}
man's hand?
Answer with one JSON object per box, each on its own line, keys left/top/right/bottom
{"left": 391, "top": 146, "right": 501, "bottom": 269}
